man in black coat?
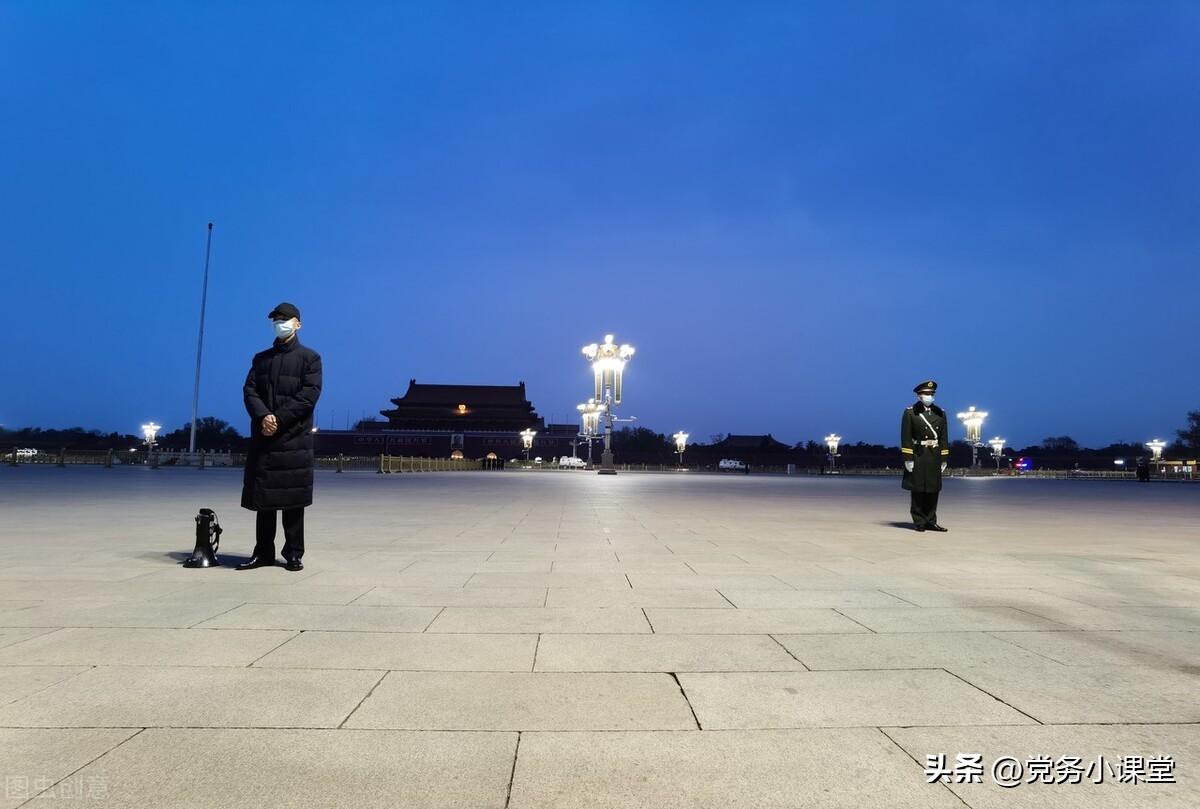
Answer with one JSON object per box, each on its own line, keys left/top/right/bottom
{"left": 900, "top": 379, "right": 949, "bottom": 532}
{"left": 237, "top": 302, "right": 323, "bottom": 571}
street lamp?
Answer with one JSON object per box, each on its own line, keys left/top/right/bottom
{"left": 519, "top": 428, "right": 536, "bottom": 462}
{"left": 672, "top": 431, "right": 689, "bottom": 467}
{"left": 824, "top": 433, "right": 841, "bottom": 472}
{"left": 577, "top": 399, "right": 606, "bottom": 469}
{"left": 988, "top": 437, "right": 1006, "bottom": 471}
{"left": 956, "top": 406, "right": 988, "bottom": 468}
{"left": 1146, "top": 439, "right": 1166, "bottom": 476}
{"left": 141, "top": 422, "right": 161, "bottom": 464}
{"left": 582, "top": 334, "right": 635, "bottom": 475}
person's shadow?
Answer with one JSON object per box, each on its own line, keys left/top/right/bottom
{"left": 880, "top": 521, "right": 920, "bottom": 531}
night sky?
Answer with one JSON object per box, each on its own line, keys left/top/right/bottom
{"left": 3, "top": 2, "right": 1197, "bottom": 448}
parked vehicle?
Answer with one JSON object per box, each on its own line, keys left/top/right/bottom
{"left": 559, "top": 456, "right": 587, "bottom": 468}
{"left": 3, "top": 448, "right": 39, "bottom": 461}
{"left": 718, "top": 458, "right": 747, "bottom": 471}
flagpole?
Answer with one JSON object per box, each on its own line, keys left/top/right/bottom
{"left": 189, "top": 222, "right": 214, "bottom": 454}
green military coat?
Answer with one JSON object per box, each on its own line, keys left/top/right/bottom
{"left": 900, "top": 402, "right": 949, "bottom": 492}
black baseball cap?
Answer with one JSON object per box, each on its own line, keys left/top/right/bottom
{"left": 268, "top": 302, "right": 301, "bottom": 320}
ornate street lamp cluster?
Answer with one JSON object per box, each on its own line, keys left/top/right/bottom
{"left": 824, "top": 433, "right": 841, "bottom": 472}
{"left": 141, "top": 422, "right": 161, "bottom": 455}
{"left": 672, "top": 431, "right": 689, "bottom": 467}
{"left": 579, "top": 334, "right": 635, "bottom": 475}
{"left": 519, "top": 427, "right": 536, "bottom": 462}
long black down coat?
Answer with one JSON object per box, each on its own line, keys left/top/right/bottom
{"left": 240, "top": 337, "right": 323, "bottom": 511}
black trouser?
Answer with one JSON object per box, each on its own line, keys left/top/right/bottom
{"left": 910, "top": 491, "right": 939, "bottom": 528}
{"left": 254, "top": 508, "right": 304, "bottom": 561}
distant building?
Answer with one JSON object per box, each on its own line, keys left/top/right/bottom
{"left": 712, "top": 434, "right": 792, "bottom": 455}
{"left": 313, "top": 379, "right": 581, "bottom": 460}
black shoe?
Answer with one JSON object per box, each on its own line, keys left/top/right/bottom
{"left": 235, "top": 556, "right": 277, "bottom": 570}
{"left": 927, "top": 524, "right": 949, "bottom": 532}
{"left": 284, "top": 558, "right": 304, "bottom": 571}
{"left": 914, "top": 525, "right": 926, "bottom": 532}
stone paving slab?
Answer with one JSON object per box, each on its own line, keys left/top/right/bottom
{"left": 880, "top": 587, "right": 1108, "bottom": 609}
{"left": 299, "top": 570, "right": 475, "bottom": 587}
{"left": 1019, "top": 581, "right": 1200, "bottom": 607}
{"left": 0, "top": 566, "right": 152, "bottom": 582}
{"left": 0, "top": 666, "right": 90, "bottom": 706}
{"left": 195, "top": 603, "right": 441, "bottom": 632}
{"left": 0, "top": 666, "right": 382, "bottom": 727}
{"left": 0, "top": 598, "right": 248, "bottom": 629}
{"left": 678, "top": 670, "right": 1036, "bottom": 728}
{"left": 1010, "top": 603, "right": 1200, "bottom": 631}
{"left": 344, "top": 671, "right": 697, "bottom": 730}
{"left": 644, "top": 607, "right": 868, "bottom": 634}
{"left": 534, "top": 633, "right": 806, "bottom": 672}
{"left": 0, "top": 580, "right": 192, "bottom": 601}
{"left": 836, "top": 606, "right": 1073, "bottom": 632}
{"left": 354, "top": 586, "right": 548, "bottom": 607}
{"left": 464, "top": 572, "right": 634, "bottom": 589}
{"left": 25, "top": 728, "right": 518, "bottom": 808}
{"left": 993, "top": 629, "right": 1200, "bottom": 668}
{"left": 0, "top": 628, "right": 57, "bottom": 650}
{"left": 946, "top": 662, "right": 1200, "bottom": 723}
{"left": 774, "top": 631, "right": 1058, "bottom": 670}
{"left": 0, "top": 627, "right": 295, "bottom": 667}
{"left": 0, "top": 728, "right": 139, "bottom": 809}
{"left": 151, "top": 582, "right": 374, "bottom": 605}
{"left": 886, "top": 723, "right": 1200, "bottom": 807}
{"left": 718, "top": 588, "right": 909, "bottom": 608}
{"left": 427, "top": 606, "right": 651, "bottom": 634}
{"left": 544, "top": 587, "right": 732, "bottom": 608}
{"left": 626, "top": 573, "right": 797, "bottom": 590}
{"left": 509, "top": 729, "right": 964, "bottom": 808}
{"left": 254, "top": 630, "right": 538, "bottom": 670}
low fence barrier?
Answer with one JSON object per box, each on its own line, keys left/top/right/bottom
{"left": 5, "top": 449, "right": 119, "bottom": 467}
{"left": 377, "top": 455, "right": 488, "bottom": 473}
{"left": 5, "top": 448, "right": 236, "bottom": 469}
{"left": 5, "top": 449, "right": 1193, "bottom": 481}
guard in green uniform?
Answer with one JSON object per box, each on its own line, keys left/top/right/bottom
{"left": 900, "top": 380, "right": 949, "bottom": 532}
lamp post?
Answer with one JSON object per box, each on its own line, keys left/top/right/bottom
{"left": 824, "top": 433, "right": 841, "bottom": 473}
{"left": 582, "top": 334, "right": 634, "bottom": 475}
{"left": 956, "top": 406, "right": 988, "bottom": 468}
{"left": 577, "top": 399, "right": 605, "bottom": 469}
{"left": 141, "top": 422, "right": 161, "bottom": 465}
{"left": 520, "top": 428, "right": 536, "bottom": 463}
{"left": 988, "top": 437, "right": 1006, "bottom": 472}
{"left": 1146, "top": 439, "right": 1166, "bottom": 475}
{"left": 673, "top": 431, "right": 689, "bottom": 468}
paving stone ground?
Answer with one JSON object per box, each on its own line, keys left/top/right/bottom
{"left": 1, "top": 466, "right": 1198, "bottom": 807}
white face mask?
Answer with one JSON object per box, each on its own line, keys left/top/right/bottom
{"left": 919, "top": 394, "right": 934, "bottom": 406}
{"left": 273, "top": 319, "right": 296, "bottom": 340}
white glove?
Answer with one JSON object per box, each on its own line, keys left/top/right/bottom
{"left": 904, "top": 460, "right": 914, "bottom": 473}
{"left": 941, "top": 462, "right": 947, "bottom": 472}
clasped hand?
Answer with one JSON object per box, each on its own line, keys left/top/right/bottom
{"left": 261, "top": 414, "right": 278, "bottom": 436}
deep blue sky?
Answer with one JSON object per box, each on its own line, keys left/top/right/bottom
{"left": 2, "top": 2, "right": 1197, "bottom": 448}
